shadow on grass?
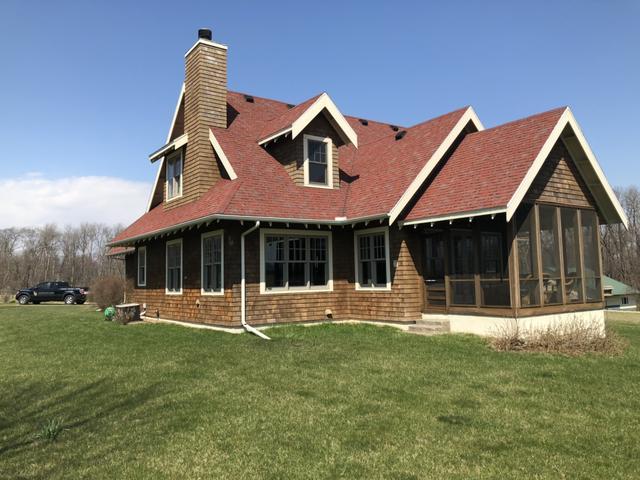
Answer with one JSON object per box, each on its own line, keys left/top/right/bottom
{"left": 0, "top": 378, "right": 164, "bottom": 459}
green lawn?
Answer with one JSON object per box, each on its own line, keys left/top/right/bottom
{"left": 1, "top": 306, "right": 640, "bottom": 479}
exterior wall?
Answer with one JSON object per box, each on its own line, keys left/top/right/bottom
{"left": 125, "top": 223, "right": 424, "bottom": 327}
{"left": 524, "top": 139, "right": 596, "bottom": 209}
{"left": 266, "top": 114, "right": 342, "bottom": 189}
{"left": 605, "top": 294, "right": 638, "bottom": 310}
{"left": 166, "top": 41, "right": 227, "bottom": 209}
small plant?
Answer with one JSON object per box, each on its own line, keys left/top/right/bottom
{"left": 35, "top": 417, "right": 66, "bottom": 443}
{"left": 490, "top": 317, "right": 628, "bottom": 356}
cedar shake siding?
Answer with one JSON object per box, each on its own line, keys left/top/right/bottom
{"left": 166, "top": 40, "right": 228, "bottom": 209}
{"left": 266, "top": 114, "right": 342, "bottom": 189}
{"left": 125, "top": 224, "right": 424, "bottom": 327}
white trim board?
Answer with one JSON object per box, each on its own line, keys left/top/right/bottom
{"left": 209, "top": 130, "right": 237, "bottom": 180}
{"left": 258, "top": 92, "right": 358, "bottom": 147}
{"left": 402, "top": 207, "right": 506, "bottom": 226}
{"left": 303, "top": 134, "right": 333, "bottom": 188}
{"left": 388, "top": 107, "right": 484, "bottom": 225}
{"left": 505, "top": 107, "right": 628, "bottom": 228}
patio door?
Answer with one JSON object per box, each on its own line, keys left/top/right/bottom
{"left": 424, "top": 233, "right": 446, "bottom": 311}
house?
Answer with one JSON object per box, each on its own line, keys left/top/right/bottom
{"left": 108, "top": 29, "right": 628, "bottom": 336}
{"left": 603, "top": 276, "right": 639, "bottom": 310}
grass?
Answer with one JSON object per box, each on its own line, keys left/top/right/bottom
{"left": 1, "top": 306, "right": 639, "bottom": 479}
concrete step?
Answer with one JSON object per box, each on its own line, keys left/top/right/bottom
{"left": 416, "top": 320, "right": 451, "bottom": 328}
{"left": 406, "top": 323, "right": 450, "bottom": 336}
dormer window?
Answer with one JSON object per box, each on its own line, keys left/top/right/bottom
{"left": 166, "top": 149, "right": 183, "bottom": 200}
{"left": 303, "top": 135, "right": 333, "bottom": 188}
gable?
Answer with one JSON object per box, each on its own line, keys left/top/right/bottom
{"left": 265, "top": 113, "right": 342, "bottom": 189}
{"left": 523, "top": 139, "right": 597, "bottom": 210}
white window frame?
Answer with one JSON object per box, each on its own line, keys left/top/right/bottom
{"left": 165, "top": 149, "right": 183, "bottom": 202}
{"left": 303, "top": 134, "right": 333, "bottom": 189}
{"left": 354, "top": 226, "right": 392, "bottom": 291}
{"left": 259, "top": 228, "right": 333, "bottom": 294}
{"left": 201, "top": 230, "right": 224, "bottom": 296}
{"left": 137, "top": 246, "right": 147, "bottom": 287}
{"left": 165, "top": 238, "right": 183, "bottom": 295}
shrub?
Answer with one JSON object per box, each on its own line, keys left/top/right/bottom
{"left": 35, "top": 418, "right": 66, "bottom": 443}
{"left": 490, "top": 318, "right": 628, "bottom": 356}
{"left": 91, "top": 276, "right": 124, "bottom": 310}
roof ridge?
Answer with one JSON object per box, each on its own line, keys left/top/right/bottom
{"left": 471, "top": 106, "right": 568, "bottom": 135}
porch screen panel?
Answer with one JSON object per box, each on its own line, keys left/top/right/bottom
{"left": 450, "top": 231, "right": 475, "bottom": 305}
{"left": 561, "top": 209, "right": 582, "bottom": 303}
{"left": 539, "top": 205, "right": 562, "bottom": 305}
{"left": 480, "top": 232, "right": 509, "bottom": 306}
{"left": 516, "top": 205, "right": 540, "bottom": 306}
{"left": 581, "top": 210, "right": 602, "bottom": 301}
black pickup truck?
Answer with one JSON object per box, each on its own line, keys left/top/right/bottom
{"left": 15, "top": 282, "right": 87, "bottom": 305}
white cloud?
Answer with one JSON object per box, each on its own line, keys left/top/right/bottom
{"left": 0, "top": 175, "right": 152, "bottom": 228}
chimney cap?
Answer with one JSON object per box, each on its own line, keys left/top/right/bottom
{"left": 198, "top": 29, "right": 212, "bottom": 41}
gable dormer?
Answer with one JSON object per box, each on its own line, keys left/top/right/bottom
{"left": 259, "top": 93, "right": 358, "bottom": 190}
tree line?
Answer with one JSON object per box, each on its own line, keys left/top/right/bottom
{"left": 0, "top": 223, "right": 124, "bottom": 301}
{"left": 601, "top": 186, "right": 640, "bottom": 291}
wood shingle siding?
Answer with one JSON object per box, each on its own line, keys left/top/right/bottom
{"left": 166, "top": 42, "right": 227, "bottom": 209}
{"left": 524, "top": 140, "right": 596, "bottom": 209}
{"left": 125, "top": 224, "right": 423, "bottom": 327}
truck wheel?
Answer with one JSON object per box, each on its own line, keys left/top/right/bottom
{"left": 18, "top": 295, "right": 29, "bottom": 305}
{"left": 64, "top": 295, "right": 76, "bottom": 305}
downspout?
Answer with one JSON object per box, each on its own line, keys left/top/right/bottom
{"left": 241, "top": 221, "right": 271, "bottom": 340}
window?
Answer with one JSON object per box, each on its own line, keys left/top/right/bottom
{"left": 516, "top": 205, "right": 540, "bottom": 307}
{"left": 303, "top": 135, "right": 333, "bottom": 188}
{"left": 622, "top": 296, "right": 629, "bottom": 305}
{"left": 261, "top": 230, "right": 332, "bottom": 292}
{"left": 581, "top": 210, "right": 602, "bottom": 302}
{"left": 355, "top": 228, "right": 390, "bottom": 290}
{"left": 137, "top": 246, "right": 147, "bottom": 287}
{"left": 561, "top": 209, "right": 582, "bottom": 303}
{"left": 201, "top": 232, "right": 223, "bottom": 294}
{"left": 166, "top": 239, "right": 182, "bottom": 294}
{"left": 480, "top": 232, "right": 509, "bottom": 306}
{"left": 450, "top": 230, "right": 475, "bottom": 305}
{"left": 166, "top": 149, "right": 183, "bottom": 200}
{"left": 539, "top": 205, "right": 561, "bottom": 305}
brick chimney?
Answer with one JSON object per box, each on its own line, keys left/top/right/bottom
{"left": 173, "top": 28, "right": 228, "bottom": 206}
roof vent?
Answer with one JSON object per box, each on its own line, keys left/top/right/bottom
{"left": 395, "top": 130, "right": 407, "bottom": 141}
{"left": 359, "top": 119, "right": 369, "bottom": 126}
{"left": 198, "top": 29, "right": 212, "bottom": 41}
{"left": 286, "top": 103, "right": 295, "bottom": 109}
{"left": 244, "top": 95, "right": 255, "bottom": 103}
{"left": 390, "top": 125, "right": 399, "bottom": 132}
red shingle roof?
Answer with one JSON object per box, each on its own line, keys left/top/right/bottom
{"left": 404, "top": 107, "right": 566, "bottom": 222}
{"left": 110, "top": 90, "right": 568, "bottom": 245}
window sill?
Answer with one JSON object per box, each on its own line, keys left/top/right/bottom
{"left": 303, "top": 183, "right": 333, "bottom": 189}
{"left": 260, "top": 287, "right": 333, "bottom": 295}
{"left": 355, "top": 285, "right": 392, "bottom": 292}
{"left": 165, "top": 193, "right": 183, "bottom": 203}
{"left": 165, "top": 290, "right": 183, "bottom": 295}
{"left": 201, "top": 290, "right": 224, "bottom": 296}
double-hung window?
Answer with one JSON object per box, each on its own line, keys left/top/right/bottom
{"left": 303, "top": 135, "right": 332, "bottom": 188}
{"left": 261, "top": 230, "right": 332, "bottom": 292}
{"left": 355, "top": 228, "right": 390, "bottom": 290}
{"left": 137, "top": 246, "right": 147, "bottom": 287}
{"left": 166, "top": 149, "right": 183, "bottom": 200}
{"left": 201, "top": 232, "right": 223, "bottom": 294}
{"left": 166, "top": 239, "right": 182, "bottom": 294}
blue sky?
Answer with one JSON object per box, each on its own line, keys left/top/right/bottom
{"left": 0, "top": 0, "right": 638, "bottom": 226}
